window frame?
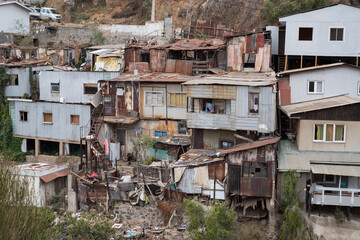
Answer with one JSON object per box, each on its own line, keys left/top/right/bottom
{"left": 43, "top": 112, "right": 53, "bottom": 124}
{"left": 329, "top": 27, "right": 344, "bottom": 42}
{"left": 313, "top": 123, "right": 346, "bottom": 143}
{"left": 168, "top": 92, "right": 187, "bottom": 107}
{"left": 145, "top": 91, "right": 164, "bottom": 106}
{"left": 248, "top": 92, "right": 259, "bottom": 114}
{"left": 51, "top": 82, "right": 60, "bottom": 93}
{"left": 83, "top": 83, "right": 98, "bottom": 95}
{"left": 7, "top": 74, "right": 19, "bottom": 86}
{"left": 307, "top": 80, "right": 324, "bottom": 94}
{"left": 242, "top": 161, "right": 268, "bottom": 178}
{"left": 153, "top": 130, "right": 168, "bottom": 137}
{"left": 220, "top": 140, "right": 234, "bottom": 149}
{"left": 70, "top": 115, "right": 79, "bottom": 125}
{"left": 20, "top": 111, "right": 28, "bottom": 122}
{"left": 298, "top": 27, "right": 313, "bottom": 41}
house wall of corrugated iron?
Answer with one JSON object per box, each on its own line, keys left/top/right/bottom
{"left": 187, "top": 85, "right": 276, "bottom": 132}
{"left": 227, "top": 33, "right": 271, "bottom": 73}
{"left": 10, "top": 100, "right": 91, "bottom": 142}
{"left": 141, "top": 119, "right": 181, "bottom": 136}
{"left": 187, "top": 85, "right": 237, "bottom": 99}
{"left": 150, "top": 49, "right": 168, "bottom": 72}
{"left": 203, "top": 129, "right": 235, "bottom": 149}
{"left": 140, "top": 83, "right": 187, "bottom": 120}
{"left": 39, "top": 71, "right": 120, "bottom": 104}
{"left": 227, "top": 143, "right": 277, "bottom": 198}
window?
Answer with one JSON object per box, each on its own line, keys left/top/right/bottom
{"left": 84, "top": 84, "right": 98, "bottom": 94}
{"left": 7, "top": 74, "right": 18, "bottom": 86}
{"left": 153, "top": 130, "right": 168, "bottom": 137}
{"left": 330, "top": 28, "right": 344, "bottom": 41}
{"left": 243, "top": 162, "right": 267, "bottom": 178}
{"left": 169, "top": 93, "right": 187, "bottom": 107}
{"left": 178, "top": 122, "right": 187, "bottom": 135}
{"left": 51, "top": 83, "right": 59, "bottom": 93}
{"left": 145, "top": 91, "right": 163, "bottom": 106}
{"left": 20, "top": 111, "right": 28, "bottom": 121}
{"left": 249, "top": 93, "right": 259, "bottom": 114}
{"left": 308, "top": 81, "right": 323, "bottom": 94}
{"left": 298, "top": 27, "right": 313, "bottom": 41}
{"left": 221, "top": 140, "right": 234, "bottom": 149}
{"left": 314, "top": 123, "right": 345, "bottom": 142}
{"left": 313, "top": 174, "right": 337, "bottom": 184}
{"left": 70, "top": 115, "right": 79, "bottom": 125}
{"left": 117, "top": 87, "right": 124, "bottom": 96}
{"left": 43, "top": 113, "right": 53, "bottom": 124}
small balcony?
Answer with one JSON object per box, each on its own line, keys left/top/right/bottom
{"left": 310, "top": 184, "right": 360, "bottom": 207}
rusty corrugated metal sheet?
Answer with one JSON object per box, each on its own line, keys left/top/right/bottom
{"left": 165, "top": 59, "right": 176, "bottom": 72}
{"left": 152, "top": 38, "right": 225, "bottom": 51}
{"left": 240, "top": 177, "right": 272, "bottom": 198}
{"left": 109, "top": 73, "right": 198, "bottom": 83}
{"left": 278, "top": 78, "right": 291, "bottom": 106}
{"left": 256, "top": 34, "right": 265, "bottom": 49}
{"left": 150, "top": 49, "right": 167, "bottom": 72}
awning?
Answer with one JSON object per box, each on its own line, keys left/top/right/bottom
{"left": 311, "top": 164, "right": 360, "bottom": 177}
{"left": 40, "top": 168, "right": 70, "bottom": 183}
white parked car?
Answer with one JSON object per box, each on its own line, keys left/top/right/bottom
{"left": 29, "top": 7, "right": 41, "bottom": 20}
{"left": 40, "top": 7, "right": 62, "bottom": 22}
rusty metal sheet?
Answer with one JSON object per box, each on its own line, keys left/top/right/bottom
{"left": 185, "top": 60, "right": 193, "bottom": 75}
{"left": 256, "top": 34, "right": 265, "bottom": 49}
{"left": 208, "top": 162, "right": 225, "bottom": 181}
{"left": 40, "top": 168, "right": 70, "bottom": 183}
{"left": 165, "top": 59, "right": 176, "bottom": 72}
{"left": 240, "top": 177, "right": 272, "bottom": 198}
{"left": 175, "top": 60, "right": 186, "bottom": 73}
{"left": 228, "top": 165, "right": 241, "bottom": 194}
{"left": 246, "top": 35, "right": 252, "bottom": 53}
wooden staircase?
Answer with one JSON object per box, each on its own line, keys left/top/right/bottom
{"left": 81, "top": 104, "right": 111, "bottom": 170}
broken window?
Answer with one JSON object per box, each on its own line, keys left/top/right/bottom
{"left": 298, "top": 27, "right": 313, "bottom": 41}
{"left": 84, "top": 84, "right": 98, "bottom": 94}
{"left": 145, "top": 91, "right": 163, "bottom": 106}
{"left": 51, "top": 83, "right": 60, "bottom": 93}
{"left": 70, "top": 115, "right": 79, "bottom": 125}
{"left": 308, "top": 81, "right": 323, "bottom": 93}
{"left": 7, "top": 74, "right": 19, "bottom": 86}
{"left": 43, "top": 113, "right": 53, "bottom": 124}
{"left": 249, "top": 93, "right": 259, "bottom": 114}
{"left": 330, "top": 28, "right": 344, "bottom": 41}
{"left": 221, "top": 140, "right": 234, "bottom": 149}
{"left": 169, "top": 93, "right": 187, "bottom": 107}
{"left": 242, "top": 162, "right": 267, "bottom": 178}
{"left": 20, "top": 111, "right": 28, "bottom": 121}
{"left": 153, "top": 130, "right": 168, "bottom": 137}
{"left": 314, "top": 123, "right": 345, "bottom": 142}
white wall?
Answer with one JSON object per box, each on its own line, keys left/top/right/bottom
{"left": 99, "top": 21, "right": 164, "bottom": 37}
{"left": 266, "top": 26, "right": 279, "bottom": 55}
{"left": 280, "top": 4, "right": 360, "bottom": 56}
{"left": 289, "top": 66, "right": 360, "bottom": 103}
{"left": 0, "top": 4, "right": 30, "bottom": 34}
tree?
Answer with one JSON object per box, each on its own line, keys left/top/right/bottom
{"left": 0, "top": 66, "right": 25, "bottom": 161}
{"left": 261, "top": 0, "right": 327, "bottom": 25}
{"left": 131, "top": 132, "right": 157, "bottom": 164}
{"left": 0, "top": 163, "right": 56, "bottom": 240}
{"left": 279, "top": 170, "right": 318, "bottom": 240}
{"left": 183, "top": 199, "right": 238, "bottom": 240}
{"left": 90, "top": 27, "right": 105, "bottom": 46}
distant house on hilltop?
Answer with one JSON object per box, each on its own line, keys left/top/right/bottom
{"left": 0, "top": 1, "right": 31, "bottom": 34}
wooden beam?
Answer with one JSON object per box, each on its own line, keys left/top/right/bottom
{"left": 284, "top": 55, "right": 288, "bottom": 71}
{"left": 315, "top": 56, "right": 318, "bottom": 66}
{"left": 234, "top": 134, "right": 254, "bottom": 143}
{"left": 300, "top": 55, "right": 303, "bottom": 68}
{"left": 356, "top": 57, "right": 359, "bottom": 67}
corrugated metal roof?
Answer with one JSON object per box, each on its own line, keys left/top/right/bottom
{"left": 277, "top": 140, "right": 360, "bottom": 172}
{"left": 172, "top": 149, "right": 224, "bottom": 168}
{"left": 220, "top": 137, "right": 280, "bottom": 155}
{"left": 157, "top": 134, "right": 191, "bottom": 146}
{"left": 40, "top": 168, "right": 70, "bottom": 183}
{"left": 184, "top": 72, "right": 276, "bottom": 86}
{"left": 103, "top": 116, "right": 139, "bottom": 124}
{"left": 151, "top": 38, "right": 225, "bottom": 51}
{"left": 88, "top": 44, "right": 125, "bottom": 49}
{"left": 3, "top": 60, "right": 48, "bottom": 67}
{"left": 311, "top": 163, "right": 360, "bottom": 177}
{"left": 0, "top": 1, "right": 32, "bottom": 11}
{"left": 277, "top": 63, "right": 360, "bottom": 76}
{"left": 280, "top": 95, "right": 360, "bottom": 117}
{"left": 108, "top": 73, "right": 199, "bottom": 83}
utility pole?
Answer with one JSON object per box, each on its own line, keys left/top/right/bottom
{"left": 151, "top": 0, "right": 155, "bottom": 21}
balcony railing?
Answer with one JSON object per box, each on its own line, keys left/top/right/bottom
{"left": 310, "top": 184, "right": 360, "bottom": 207}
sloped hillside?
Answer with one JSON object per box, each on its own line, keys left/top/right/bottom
{"left": 45, "top": 0, "right": 360, "bottom": 31}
